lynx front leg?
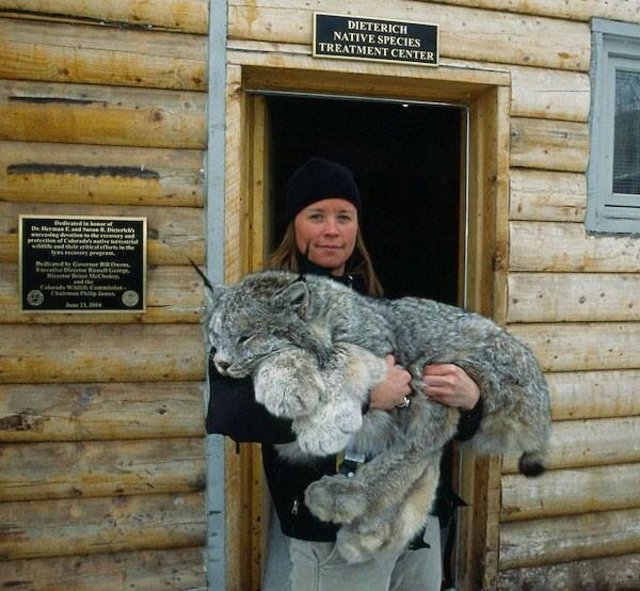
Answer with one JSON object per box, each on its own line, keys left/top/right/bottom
{"left": 294, "top": 397, "right": 364, "bottom": 456}
{"left": 292, "top": 343, "right": 388, "bottom": 456}
{"left": 253, "top": 349, "right": 324, "bottom": 418}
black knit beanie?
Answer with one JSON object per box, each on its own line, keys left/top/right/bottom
{"left": 284, "top": 158, "right": 362, "bottom": 224}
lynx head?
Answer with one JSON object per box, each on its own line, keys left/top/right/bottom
{"left": 205, "top": 271, "right": 333, "bottom": 378}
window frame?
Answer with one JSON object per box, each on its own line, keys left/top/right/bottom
{"left": 587, "top": 18, "right": 640, "bottom": 234}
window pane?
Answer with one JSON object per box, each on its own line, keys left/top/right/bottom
{"left": 613, "top": 69, "right": 640, "bottom": 195}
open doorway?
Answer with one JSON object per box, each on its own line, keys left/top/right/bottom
{"left": 262, "top": 94, "right": 468, "bottom": 588}
{"left": 266, "top": 94, "right": 466, "bottom": 305}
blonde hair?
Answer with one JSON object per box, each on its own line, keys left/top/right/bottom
{"left": 268, "top": 223, "right": 383, "bottom": 297}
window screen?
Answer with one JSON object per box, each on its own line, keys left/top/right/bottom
{"left": 613, "top": 69, "right": 640, "bottom": 196}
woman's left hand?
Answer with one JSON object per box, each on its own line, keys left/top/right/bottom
{"left": 421, "top": 364, "right": 480, "bottom": 411}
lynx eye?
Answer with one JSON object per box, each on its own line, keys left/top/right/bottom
{"left": 237, "top": 334, "right": 254, "bottom": 345}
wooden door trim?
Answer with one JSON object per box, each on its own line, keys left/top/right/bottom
{"left": 223, "top": 61, "right": 511, "bottom": 591}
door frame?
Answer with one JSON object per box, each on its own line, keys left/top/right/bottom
{"left": 220, "top": 58, "right": 511, "bottom": 591}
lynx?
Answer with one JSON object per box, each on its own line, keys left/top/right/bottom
{"left": 205, "top": 270, "right": 551, "bottom": 563}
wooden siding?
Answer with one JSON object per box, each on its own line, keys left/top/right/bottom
{"left": 0, "top": 0, "right": 209, "bottom": 33}
{"left": 0, "top": 1, "right": 208, "bottom": 589}
{"left": 228, "top": 0, "right": 591, "bottom": 70}
{"left": 224, "top": 1, "right": 640, "bottom": 590}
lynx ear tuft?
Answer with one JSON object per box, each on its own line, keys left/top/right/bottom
{"left": 270, "top": 280, "right": 309, "bottom": 318}
{"left": 187, "top": 257, "right": 227, "bottom": 306}
{"left": 187, "top": 257, "right": 212, "bottom": 288}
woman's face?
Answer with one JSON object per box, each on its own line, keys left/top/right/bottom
{"left": 294, "top": 198, "right": 359, "bottom": 276}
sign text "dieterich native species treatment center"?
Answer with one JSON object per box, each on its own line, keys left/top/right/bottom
{"left": 314, "top": 13, "right": 439, "bottom": 67}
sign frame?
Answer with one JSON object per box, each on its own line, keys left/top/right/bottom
{"left": 19, "top": 214, "right": 147, "bottom": 314}
{"left": 313, "top": 12, "right": 439, "bottom": 68}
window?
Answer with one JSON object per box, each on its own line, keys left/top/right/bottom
{"left": 587, "top": 19, "right": 640, "bottom": 233}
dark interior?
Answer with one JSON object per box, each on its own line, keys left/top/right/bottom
{"left": 266, "top": 94, "right": 464, "bottom": 305}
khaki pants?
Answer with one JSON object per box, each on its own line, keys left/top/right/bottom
{"left": 289, "top": 515, "right": 442, "bottom": 591}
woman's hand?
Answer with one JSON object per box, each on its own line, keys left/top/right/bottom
{"left": 369, "top": 354, "right": 413, "bottom": 411}
{"left": 422, "top": 364, "right": 480, "bottom": 411}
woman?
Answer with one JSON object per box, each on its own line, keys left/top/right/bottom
{"left": 207, "top": 157, "right": 481, "bottom": 591}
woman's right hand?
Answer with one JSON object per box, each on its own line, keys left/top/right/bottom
{"left": 369, "top": 354, "right": 413, "bottom": 410}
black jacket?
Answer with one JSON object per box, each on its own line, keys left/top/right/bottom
{"left": 207, "top": 365, "right": 342, "bottom": 540}
{"left": 206, "top": 271, "right": 483, "bottom": 542}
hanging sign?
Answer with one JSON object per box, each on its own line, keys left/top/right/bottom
{"left": 313, "top": 13, "right": 439, "bottom": 67}
{"left": 19, "top": 215, "right": 147, "bottom": 313}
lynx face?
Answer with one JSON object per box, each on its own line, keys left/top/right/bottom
{"left": 207, "top": 273, "right": 328, "bottom": 378}
{"left": 208, "top": 306, "right": 298, "bottom": 378}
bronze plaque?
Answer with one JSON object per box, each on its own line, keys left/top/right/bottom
{"left": 20, "top": 215, "right": 147, "bottom": 313}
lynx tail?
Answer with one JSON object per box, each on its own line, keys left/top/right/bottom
{"left": 518, "top": 451, "right": 546, "bottom": 477}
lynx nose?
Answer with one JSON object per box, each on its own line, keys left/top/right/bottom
{"left": 215, "top": 359, "right": 231, "bottom": 375}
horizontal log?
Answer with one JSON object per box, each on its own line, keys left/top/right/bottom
{"left": 502, "top": 417, "right": 640, "bottom": 473}
{"left": 0, "top": 547, "right": 206, "bottom": 591}
{"left": 228, "top": 0, "right": 590, "bottom": 71}
{"left": 509, "top": 221, "right": 640, "bottom": 273}
{"left": 0, "top": 0, "right": 208, "bottom": 34}
{"left": 414, "top": 0, "right": 640, "bottom": 24}
{"left": 509, "top": 169, "right": 586, "bottom": 222}
{"left": 0, "top": 80, "right": 206, "bottom": 148}
{"left": 0, "top": 438, "right": 205, "bottom": 501}
{"left": 501, "top": 463, "right": 640, "bottom": 522}
{"left": 547, "top": 369, "right": 640, "bottom": 421}
{"left": 509, "top": 66, "right": 590, "bottom": 122}
{"left": 510, "top": 117, "right": 589, "bottom": 172}
{"left": 0, "top": 18, "right": 206, "bottom": 90}
{"left": 0, "top": 382, "right": 205, "bottom": 442}
{"left": 0, "top": 492, "right": 206, "bottom": 560}
{"left": 0, "top": 141, "right": 205, "bottom": 207}
{"left": 507, "top": 273, "right": 640, "bottom": 323}
{"left": 499, "top": 508, "right": 640, "bottom": 570}
{"left": 0, "top": 202, "right": 204, "bottom": 265}
{"left": 0, "top": 264, "right": 204, "bottom": 323}
{"left": 508, "top": 322, "right": 640, "bottom": 372}
{"left": 497, "top": 553, "right": 640, "bottom": 590}
{"left": 0, "top": 324, "right": 205, "bottom": 383}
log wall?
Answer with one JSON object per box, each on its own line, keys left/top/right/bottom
{"left": 0, "top": 1, "right": 208, "bottom": 589}
{"left": 223, "top": 1, "right": 640, "bottom": 590}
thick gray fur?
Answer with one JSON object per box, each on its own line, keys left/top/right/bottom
{"left": 206, "top": 270, "right": 551, "bottom": 563}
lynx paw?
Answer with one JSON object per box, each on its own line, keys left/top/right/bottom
{"left": 253, "top": 354, "right": 323, "bottom": 418}
{"left": 335, "top": 501, "right": 425, "bottom": 563}
{"left": 336, "top": 522, "right": 391, "bottom": 564}
{"left": 294, "top": 401, "right": 363, "bottom": 455}
{"left": 305, "top": 475, "right": 367, "bottom": 524}
{"left": 295, "top": 421, "right": 351, "bottom": 456}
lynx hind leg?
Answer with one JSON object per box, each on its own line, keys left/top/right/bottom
{"left": 306, "top": 444, "right": 443, "bottom": 537}
{"left": 336, "top": 458, "right": 441, "bottom": 564}
{"left": 253, "top": 349, "right": 323, "bottom": 419}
